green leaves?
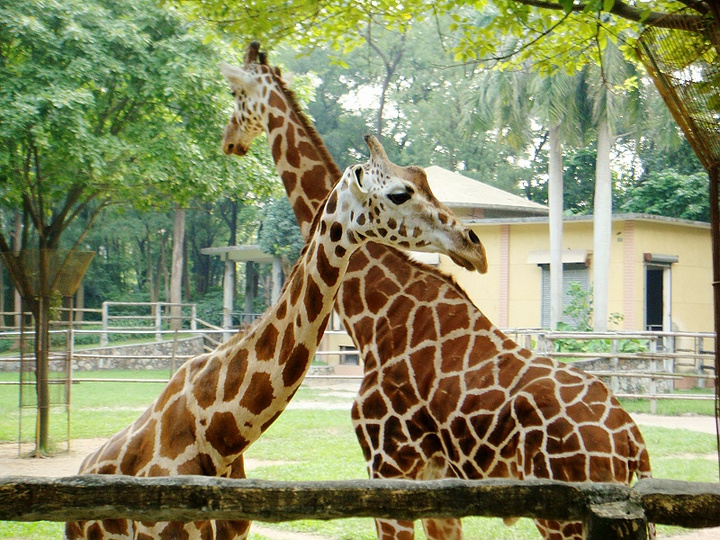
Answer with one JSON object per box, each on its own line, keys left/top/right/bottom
{"left": 0, "top": 0, "right": 282, "bottom": 255}
{"left": 558, "top": 0, "right": 575, "bottom": 15}
{"left": 620, "top": 170, "right": 710, "bottom": 222}
{"left": 173, "top": 0, "right": 692, "bottom": 77}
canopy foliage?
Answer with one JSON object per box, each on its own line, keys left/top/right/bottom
{"left": 177, "top": 1, "right": 713, "bottom": 74}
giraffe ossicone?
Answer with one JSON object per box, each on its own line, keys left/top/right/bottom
{"left": 219, "top": 43, "right": 655, "bottom": 540}
{"left": 64, "top": 135, "right": 487, "bottom": 540}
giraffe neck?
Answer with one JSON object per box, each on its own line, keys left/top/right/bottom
{"left": 210, "top": 206, "right": 353, "bottom": 462}
{"left": 256, "top": 70, "right": 499, "bottom": 369}
{"left": 260, "top": 71, "right": 341, "bottom": 239}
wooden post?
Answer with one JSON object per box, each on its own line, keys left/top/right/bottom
{"left": 584, "top": 501, "right": 647, "bottom": 540}
{"left": 100, "top": 302, "right": 108, "bottom": 347}
{"left": 155, "top": 302, "right": 162, "bottom": 342}
{"left": 710, "top": 164, "right": 720, "bottom": 477}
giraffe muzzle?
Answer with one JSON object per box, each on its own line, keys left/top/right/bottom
{"left": 448, "top": 248, "right": 488, "bottom": 274}
{"left": 224, "top": 142, "right": 248, "bottom": 157}
{"left": 447, "top": 230, "right": 488, "bottom": 273}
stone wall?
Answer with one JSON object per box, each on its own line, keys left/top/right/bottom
{"left": 72, "top": 337, "right": 206, "bottom": 371}
{"left": 0, "top": 337, "right": 207, "bottom": 373}
{"left": 573, "top": 356, "right": 674, "bottom": 394}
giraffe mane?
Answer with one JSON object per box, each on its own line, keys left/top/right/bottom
{"left": 258, "top": 54, "right": 344, "bottom": 183}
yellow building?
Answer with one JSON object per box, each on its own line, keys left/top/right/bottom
{"left": 419, "top": 166, "right": 713, "bottom": 333}
{"left": 445, "top": 214, "right": 713, "bottom": 332}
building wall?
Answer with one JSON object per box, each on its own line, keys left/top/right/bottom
{"left": 449, "top": 216, "right": 713, "bottom": 332}
{"left": 631, "top": 220, "right": 713, "bottom": 332}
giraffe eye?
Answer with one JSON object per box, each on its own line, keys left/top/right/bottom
{"left": 388, "top": 190, "right": 412, "bottom": 205}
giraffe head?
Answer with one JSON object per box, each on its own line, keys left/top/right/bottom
{"left": 219, "top": 43, "right": 275, "bottom": 156}
{"left": 331, "top": 136, "right": 488, "bottom": 273}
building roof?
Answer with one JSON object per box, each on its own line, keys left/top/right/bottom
{"left": 466, "top": 212, "right": 711, "bottom": 229}
{"left": 424, "top": 166, "right": 548, "bottom": 215}
{"left": 201, "top": 244, "right": 274, "bottom": 263}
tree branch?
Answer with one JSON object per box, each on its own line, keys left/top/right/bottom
{"left": 44, "top": 184, "right": 104, "bottom": 250}
{"left": 511, "top": 0, "right": 708, "bottom": 30}
{"left": 49, "top": 198, "right": 109, "bottom": 292}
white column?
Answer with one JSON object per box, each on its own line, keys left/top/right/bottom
{"left": 223, "top": 259, "right": 235, "bottom": 341}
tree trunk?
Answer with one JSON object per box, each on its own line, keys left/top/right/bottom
{"left": 548, "top": 124, "right": 564, "bottom": 329}
{"left": 593, "top": 117, "right": 613, "bottom": 332}
{"left": 34, "top": 298, "right": 52, "bottom": 455}
{"left": 170, "top": 207, "right": 186, "bottom": 332}
{"left": 147, "top": 235, "right": 157, "bottom": 304}
{"left": 159, "top": 231, "right": 169, "bottom": 314}
{"left": 34, "top": 250, "right": 51, "bottom": 455}
{"left": 13, "top": 212, "right": 22, "bottom": 332}
{"left": 244, "top": 261, "right": 257, "bottom": 317}
{"left": 182, "top": 234, "right": 191, "bottom": 301}
{"left": 75, "top": 283, "right": 84, "bottom": 324}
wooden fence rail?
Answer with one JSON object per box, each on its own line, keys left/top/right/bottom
{"left": 1, "top": 476, "right": 719, "bottom": 539}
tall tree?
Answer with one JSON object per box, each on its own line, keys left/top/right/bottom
{"left": 584, "top": 43, "right": 640, "bottom": 331}
{"left": 0, "top": 0, "right": 267, "bottom": 453}
{"left": 531, "top": 72, "right": 584, "bottom": 328}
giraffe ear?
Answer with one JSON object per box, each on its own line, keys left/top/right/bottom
{"left": 218, "top": 62, "right": 257, "bottom": 91}
{"left": 349, "top": 165, "right": 368, "bottom": 201}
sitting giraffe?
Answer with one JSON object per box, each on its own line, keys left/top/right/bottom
{"left": 220, "top": 42, "right": 655, "bottom": 540}
{"left": 64, "top": 135, "right": 487, "bottom": 540}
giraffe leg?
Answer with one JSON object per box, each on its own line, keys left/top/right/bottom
{"left": 422, "top": 518, "right": 463, "bottom": 540}
{"left": 375, "top": 518, "right": 415, "bottom": 540}
{"left": 534, "top": 519, "right": 583, "bottom": 540}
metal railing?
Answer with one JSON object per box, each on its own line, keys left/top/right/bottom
{"left": 99, "top": 302, "right": 198, "bottom": 345}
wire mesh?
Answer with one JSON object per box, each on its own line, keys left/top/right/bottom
{"left": 636, "top": 10, "right": 720, "bottom": 170}
{"left": 636, "top": 7, "right": 720, "bottom": 475}
{"left": 0, "top": 250, "right": 95, "bottom": 298}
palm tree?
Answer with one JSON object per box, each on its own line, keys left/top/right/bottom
{"left": 585, "top": 43, "right": 641, "bottom": 331}
{"left": 468, "top": 64, "right": 583, "bottom": 329}
{"left": 530, "top": 72, "right": 584, "bottom": 328}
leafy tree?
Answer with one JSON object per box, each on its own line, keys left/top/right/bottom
{"left": 0, "top": 0, "right": 277, "bottom": 453}
{"left": 621, "top": 169, "right": 710, "bottom": 221}
{"left": 279, "top": 17, "right": 538, "bottom": 191}
{"left": 258, "top": 197, "right": 304, "bottom": 272}
{"left": 179, "top": 1, "right": 714, "bottom": 71}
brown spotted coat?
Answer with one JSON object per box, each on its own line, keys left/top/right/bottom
{"left": 219, "top": 42, "right": 655, "bottom": 540}
{"left": 64, "top": 136, "right": 487, "bottom": 540}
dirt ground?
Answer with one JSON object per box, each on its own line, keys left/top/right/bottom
{"left": 1, "top": 414, "right": 718, "bottom": 539}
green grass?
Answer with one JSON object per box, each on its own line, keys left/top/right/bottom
{"left": 618, "top": 388, "right": 715, "bottom": 416}
{"left": 0, "top": 370, "right": 171, "bottom": 443}
{"left": 0, "top": 372, "right": 717, "bottom": 539}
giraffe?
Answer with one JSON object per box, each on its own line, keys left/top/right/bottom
{"left": 64, "top": 136, "right": 488, "bottom": 540}
{"left": 220, "top": 42, "right": 655, "bottom": 540}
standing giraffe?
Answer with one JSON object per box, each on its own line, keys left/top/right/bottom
{"left": 64, "top": 136, "right": 488, "bottom": 540}
{"left": 220, "top": 42, "right": 655, "bottom": 540}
